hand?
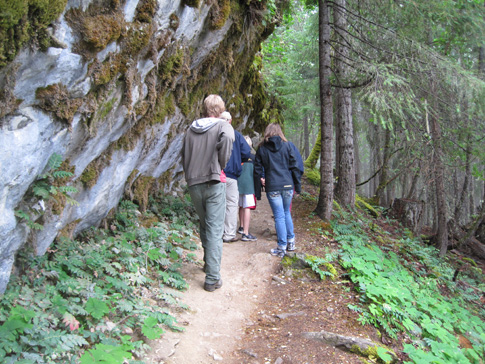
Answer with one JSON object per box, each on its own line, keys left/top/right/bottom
{"left": 260, "top": 178, "right": 265, "bottom": 186}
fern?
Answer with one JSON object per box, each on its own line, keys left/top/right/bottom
{"left": 331, "top": 212, "right": 485, "bottom": 363}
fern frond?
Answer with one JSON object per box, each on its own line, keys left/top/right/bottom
{"left": 47, "top": 153, "right": 63, "bottom": 170}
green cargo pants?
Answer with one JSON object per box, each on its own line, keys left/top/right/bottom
{"left": 188, "top": 181, "right": 226, "bottom": 285}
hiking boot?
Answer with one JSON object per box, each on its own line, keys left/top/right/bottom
{"left": 270, "top": 247, "right": 285, "bottom": 258}
{"left": 204, "top": 279, "right": 223, "bottom": 292}
{"left": 242, "top": 233, "right": 257, "bottom": 241}
{"left": 237, "top": 226, "right": 244, "bottom": 234}
{"left": 223, "top": 236, "right": 239, "bottom": 243}
{"left": 287, "top": 241, "right": 296, "bottom": 251}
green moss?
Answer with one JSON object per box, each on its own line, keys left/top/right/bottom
{"left": 152, "top": 93, "right": 176, "bottom": 124}
{"left": 0, "top": 0, "right": 68, "bottom": 69}
{"left": 35, "top": 83, "right": 83, "bottom": 124}
{"left": 80, "top": 165, "right": 98, "bottom": 188}
{"left": 132, "top": 175, "right": 155, "bottom": 212}
{"left": 356, "top": 195, "right": 379, "bottom": 217}
{"left": 57, "top": 219, "right": 80, "bottom": 239}
{"left": 209, "top": 0, "right": 231, "bottom": 30}
{"left": 134, "top": 0, "right": 157, "bottom": 23}
{"left": 182, "top": 0, "right": 201, "bottom": 7}
{"left": 123, "top": 24, "right": 152, "bottom": 57}
{"left": 81, "top": 13, "right": 123, "bottom": 50}
{"left": 461, "top": 257, "right": 477, "bottom": 267}
{"left": 350, "top": 344, "right": 396, "bottom": 364}
{"left": 304, "top": 168, "right": 320, "bottom": 186}
{"left": 114, "top": 132, "right": 137, "bottom": 152}
{"left": 98, "top": 96, "right": 117, "bottom": 120}
{"left": 158, "top": 47, "right": 185, "bottom": 87}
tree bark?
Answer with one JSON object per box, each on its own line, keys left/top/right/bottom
{"left": 333, "top": 0, "right": 356, "bottom": 207}
{"left": 454, "top": 142, "right": 472, "bottom": 225}
{"left": 429, "top": 104, "right": 449, "bottom": 257}
{"left": 375, "top": 128, "right": 391, "bottom": 205}
{"left": 315, "top": 0, "right": 334, "bottom": 221}
{"left": 390, "top": 198, "right": 424, "bottom": 235}
{"left": 303, "top": 115, "right": 310, "bottom": 160}
{"left": 406, "top": 166, "right": 420, "bottom": 200}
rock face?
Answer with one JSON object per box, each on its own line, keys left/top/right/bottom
{"left": 0, "top": 0, "right": 278, "bottom": 293}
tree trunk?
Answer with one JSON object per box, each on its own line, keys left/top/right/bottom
{"left": 333, "top": 0, "right": 356, "bottom": 207}
{"left": 375, "top": 128, "right": 391, "bottom": 205}
{"left": 406, "top": 166, "right": 420, "bottom": 200}
{"left": 353, "top": 107, "right": 361, "bottom": 194}
{"left": 304, "top": 115, "right": 310, "bottom": 160}
{"left": 454, "top": 142, "right": 472, "bottom": 225}
{"left": 390, "top": 198, "right": 424, "bottom": 235}
{"left": 429, "top": 107, "right": 449, "bottom": 257}
{"left": 368, "top": 122, "right": 381, "bottom": 197}
{"left": 315, "top": 0, "right": 334, "bottom": 221}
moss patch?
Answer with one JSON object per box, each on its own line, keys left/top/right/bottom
{"left": 356, "top": 195, "right": 379, "bottom": 217}
{"left": 132, "top": 175, "right": 155, "bottom": 212}
{"left": 209, "top": 0, "right": 231, "bottom": 30}
{"left": 134, "top": 0, "right": 158, "bottom": 23}
{"left": 79, "top": 153, "right": 113, "bottom": 188}
{"left": 182, "top": 0, "right": 201, "bottom": 7}
{"left": 0, "top": 0, "right": 68, "bottom": 69}
{"left": 35, "top": 83, "right": 83, "bottom": 124}
{"left": 77, "top": 11, "right": 123, "bottom": 51}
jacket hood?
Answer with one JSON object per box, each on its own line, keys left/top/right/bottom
{"left": 265, "top": 136, "right": 283, "bottom": 152}
{"left": 190, "top": 117, "right": 225, "bottom": 133}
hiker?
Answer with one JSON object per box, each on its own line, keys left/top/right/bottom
{"left": 220, "top": 112, "right": 251, "bottom": 243}
{"left": 182, "top": 95, "right": 235, "bottom": 292}
{"left": 254, "top": 123, "right": 301, "bottom": 258}
{"left": 237, "top": 136, "right": 257, "bottom": 242}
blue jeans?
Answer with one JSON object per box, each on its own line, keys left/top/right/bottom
{"left": 189, "top": 181, "right": 226, "bottom": 284}
{"left": 267, "top": 190, "right": 295, "bottom": 250}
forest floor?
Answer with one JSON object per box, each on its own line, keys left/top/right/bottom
{"left": 146, "top": 180, "right": 387, "bottom": 364}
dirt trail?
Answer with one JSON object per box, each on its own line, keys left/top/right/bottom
{"left": 146, "top": 195, "right": 279, "bottom": 363}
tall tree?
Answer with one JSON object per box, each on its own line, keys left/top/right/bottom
{"left": 314, "top": 0, "right": 334, "bottom": 220}
{"left": 333, "top": 0, "right": 356, "bottom": 207}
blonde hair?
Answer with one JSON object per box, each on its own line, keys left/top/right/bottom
{"left": 264, "top": 123, "right": 287, "bottom": 142}
{"left": 203, "top": 95, "right": 225, "bottom": 117}
{"left": 244, "top": 135, "right": 252, "bottom": 148}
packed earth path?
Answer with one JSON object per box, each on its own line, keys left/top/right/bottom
{"left": 146, "top": 187, "right": 378, "bottom": 364}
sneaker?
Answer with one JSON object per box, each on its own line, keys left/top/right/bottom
{"left": 204, "top": 279, "right": 223, "bottom": 292}
{"left": 237, "top": 226, "right": 244, "bottom": 234}
{"left": 241, "top": 233, "right": 257, "bottom": 242}
{"left": 270, "top": 247, "right": 285, "bottom": 258}
{"left": 287, "top": 241, "right": 296, "bottom": 251}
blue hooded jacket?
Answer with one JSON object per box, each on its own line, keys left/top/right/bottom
{"left": 254, "top": 136, "right": 301, "bottom": 200}
{"left": 223, "top": 130, "right": 251, "bottom": 179}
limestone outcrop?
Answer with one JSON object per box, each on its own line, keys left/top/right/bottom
{"left": 0, "top": 0, "right": 281, "bottom": 292}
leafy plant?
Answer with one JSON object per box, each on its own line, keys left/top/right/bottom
{"left": 305, "top": 254, "right": 338, "bottom": 280}
{"left": 331, "top": 210, "right": 485, "bottom": 363}
{"left": 15, "top": 153, "right": 78, "bottom": 231}
{"left": 1, "top": 193, "right": 199, "bottom": 363}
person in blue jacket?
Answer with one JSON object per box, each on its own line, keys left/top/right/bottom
{"left": 220, "top": 112, "right": 251, "bottom": 243}
{"left": 254, "top": 123, "right": 301, "bottom": 257}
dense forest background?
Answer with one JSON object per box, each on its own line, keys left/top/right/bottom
{"left": 261, "top": 0, "right": 485, "bottom": 258}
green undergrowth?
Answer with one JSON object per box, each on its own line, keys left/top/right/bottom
{"left": 0, "top": 194, "right": 199, "bottom": 363}
{"left": 327, "top": 209, "right": 485, "bottom": 363}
